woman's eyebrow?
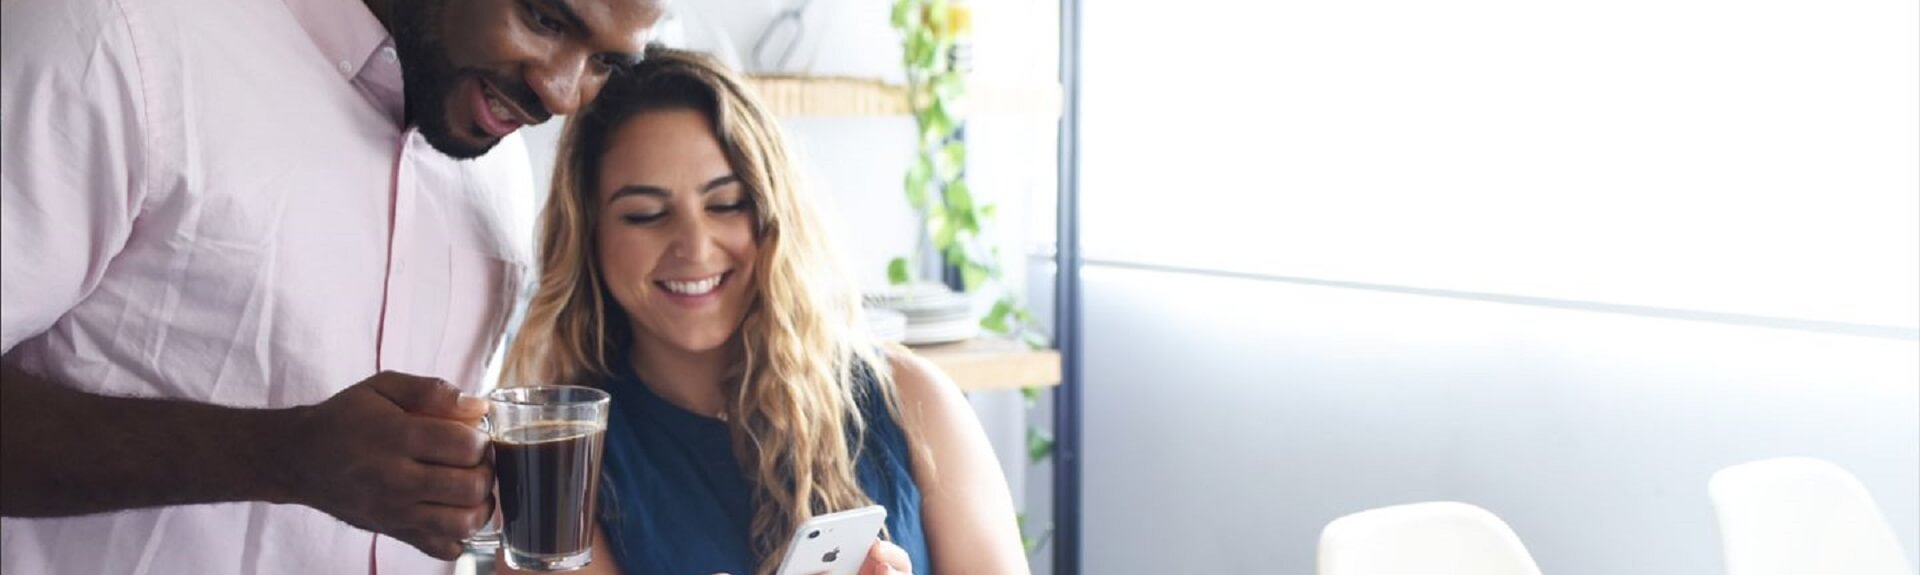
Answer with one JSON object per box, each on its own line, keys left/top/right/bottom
{"left": 607, "top": 175, "right": 738, "bottom": 204}
{"left": 701, "top": 174, "right": 741, "bottom": 193}
{"left": 607, "top": 184, "right": 669, "bottom": 204}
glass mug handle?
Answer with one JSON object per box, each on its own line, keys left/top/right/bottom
{"left": 463, "top": 414, "right": 501, "bottom": 553}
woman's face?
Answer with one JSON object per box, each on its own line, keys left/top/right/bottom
{"left": 596, "top": 108, "right": 759, "bottom": 355}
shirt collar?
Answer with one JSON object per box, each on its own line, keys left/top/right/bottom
{"left": 282, "top": 0, "right": 390, "bottom": 81}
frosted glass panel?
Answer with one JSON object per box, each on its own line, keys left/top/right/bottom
{"left": 1078, "top": 266, "right": 1920, "bottom": 574}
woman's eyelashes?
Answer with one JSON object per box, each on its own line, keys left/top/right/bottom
{"left": 615, "top": 201, "right": 751, "bottom": 226}
{"left": 707, "top": 199, "right": 752, "bottom": 214}
{"left": 619, "top": 211, "right": 666, "bottom": 225}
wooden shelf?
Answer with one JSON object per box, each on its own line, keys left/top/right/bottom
{"left": 910, "top": 337, "right": 1061, "bottom": 392}
{"left": 746, "top": 75, "right": 909, "bottom": 117}
{"left": 744, "top": 75, "right": 1061, "bottom": 118}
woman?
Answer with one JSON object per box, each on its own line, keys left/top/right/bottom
{"left": 499, "top": 45, "right": 1028, "bottom": 575}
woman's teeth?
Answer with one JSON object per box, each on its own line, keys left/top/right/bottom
{"left": 661, "top": 274, "right": 723, "bottom": 295}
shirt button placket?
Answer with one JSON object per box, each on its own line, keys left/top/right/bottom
{"left": 378, "top": 135, "right": 416, "bottom": 370}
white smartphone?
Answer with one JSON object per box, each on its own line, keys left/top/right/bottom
{"left": 774, "top": 505, "right": 890, "bottom": 575}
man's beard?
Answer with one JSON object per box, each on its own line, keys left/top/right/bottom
{"left": 388, "top": 0, "right": 543, "bottom": 159}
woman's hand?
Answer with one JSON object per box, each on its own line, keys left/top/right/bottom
{"left": 711, "top": 541, "right": 911, "bottom": 575}
{"left": 857, "top": 540, "right": 913, "bottom": 575}
{"left": 710, "top": 540, "right": 912, "bottom": 575}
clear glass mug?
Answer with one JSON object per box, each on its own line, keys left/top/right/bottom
{"left": 465, "top": 386, "right": 611, "bottom": 572}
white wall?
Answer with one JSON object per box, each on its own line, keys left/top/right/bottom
{"left": 1076, "top": 0, "right": 1920, "bottom": 573}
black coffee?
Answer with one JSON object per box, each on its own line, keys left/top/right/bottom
{"left": 495, "top": 421, "right": 606, "bottom": 557}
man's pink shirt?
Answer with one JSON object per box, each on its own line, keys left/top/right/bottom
{"left": 0, "top": 0, "right": 534, "bottom": 570}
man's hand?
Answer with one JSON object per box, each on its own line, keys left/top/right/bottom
{"left": 278, "top": 371, "right": 493, "bottom": 560}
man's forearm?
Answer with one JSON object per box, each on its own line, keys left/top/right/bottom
{"left": 0, "top": 364, "right": 300, "bottom": 516}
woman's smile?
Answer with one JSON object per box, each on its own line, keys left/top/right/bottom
{"left": 654, "top": 271, "right": 733, "bottom": 307}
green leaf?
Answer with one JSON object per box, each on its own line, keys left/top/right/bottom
{"left": 905, "top": 180, "right": 929, "bottom": 212}
{"left": 934, "top": 71, "right": 967, "bottom": 102}
{"left": 958, "top": 205, "right": 981, "bottom": 234}
{"left": 930, "top": 209, "right": 956, "bottom": 251}
{"left": 963, "top": 239, "right": 993, "bottom": 270}
{"left": 916, "top": 118, "right": 935, "bottom": 151}
{"left": 904, "top": 156, "right": 932, "bottom": 210}
{"left": 1020, "top": 385, "right": 1041, "bottom": 406}
{"left": 887, "top": 257, "right": 913, "bottom": 286}
{"left": 940, "top": 141, "right": 967, "bottom": 176}
{"left": 927, "top": 0, "right": 951, "bottom": 39}
{"left": 1026, "top": 426, "right": 1054, "bottom": 465}
{"left": 890, "top": 0, "right": 914, "bottom": 30}
{"left": 926, "top": 195, "right": 948, "bottom": 223}
{"left": 1017, "top": 513, "right": 1035, "bottom": 553}
{"left": 941, "top": 242, "right": 966, "bottom": 269}
{"left": 934, "top": 74, "right": 967, "bottom": 123}
{"left": 903, "top": 28, "right": 927, "bottom": 68}
{"left": 980, "top": 203, "right": 998, "bottom": 221}
{"left": 911, "top": 28, "right": 939, "bottom": 70}
{"left": 921, "top": 104, "right": 954, "bottom": 151}
{"left": 1021, "top": 330, "right": 1049, "bottom": 349}
{"left": 980, "top": 297, "right": 1014, "bottom": 333}
{"left": 942, "top": 179, "right": 973, "bottom": 213}
{"left": 961, "top": 260, "right": 989, "bottom": 292}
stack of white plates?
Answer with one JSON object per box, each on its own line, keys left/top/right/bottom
{"left": 864, "top": 283, "right": 978, "bottom": 345}
{"left": 864, "top": 308, "right": 907, "bottom": 343}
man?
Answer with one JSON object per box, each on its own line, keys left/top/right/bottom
{"left": 0, "top": 0, "right": 659, "bottom": 570}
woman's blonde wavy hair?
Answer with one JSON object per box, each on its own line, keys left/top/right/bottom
{"left": 502, "top": 45, "right": 897, "bottom": 575}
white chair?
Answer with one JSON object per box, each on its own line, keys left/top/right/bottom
{"left": 1709, "top": 457, "right": 1915, "bottom": 575}
{"left": 1318, "top": 501, "right": 1544, "bottom": 575}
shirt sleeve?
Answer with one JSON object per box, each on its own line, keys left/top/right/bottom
{"left": 1, "top": 0, "right": 151, "bottom": 353}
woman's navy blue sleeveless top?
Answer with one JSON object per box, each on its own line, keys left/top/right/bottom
{"left": 593, "top": 357, "right": 929, "bottom": 574}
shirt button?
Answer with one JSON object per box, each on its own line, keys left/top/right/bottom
{"left": 380, "top": 47, "right": 399, "bottom": 63}
{"left": 338, "top": 60, "right": 353, "bottom": 75}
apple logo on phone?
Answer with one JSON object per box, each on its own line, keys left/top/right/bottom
{"left": 821, "top": 548, "right": 840, "bottom": 563}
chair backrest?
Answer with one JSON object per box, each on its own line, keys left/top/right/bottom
{"left": 1709, "top": 457, "right": 1914, "bottom": 575}
{"left": 1318, "top": 501, "right": 1545, "bottom": 575}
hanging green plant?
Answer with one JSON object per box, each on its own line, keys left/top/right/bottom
{"left": 887, "top": 0, "right": 1045, "bottom": 350}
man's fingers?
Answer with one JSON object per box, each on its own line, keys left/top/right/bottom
{"left": 405, "top": 418, "right": 490, "bottom": 467}
{"left": 364, "top": 372, "right": 446, "bottom": 411}
{"left": 409, "top": 464, "right": 492, "bottom": 506}
{"left": 367, "top": 372, "right": 486, "bottom": 421}
{"left": 418, "top": 537, "right": 467, "bottom": 562}
{"left": 407, "top": 502, "right": 491, "bottom": 542}
{"left": 392, "top": 528, "right": 466, "bottom": 561}
{"left": 432, "top": 540, "right": 466, "bottom": 561}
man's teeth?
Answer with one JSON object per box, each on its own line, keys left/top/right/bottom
{"left": 486, "top": 93, "right": 514, "bottom": 125}
{"left": 662, "top": 275, "right": 723, "bottom": 295}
